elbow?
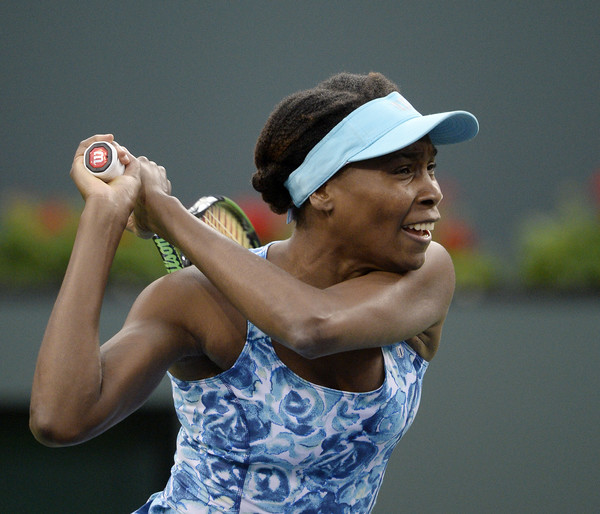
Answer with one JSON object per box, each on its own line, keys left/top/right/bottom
{"left": 29, "top": 407, "right": 87, "bottom": 447}
{"left": 29, "top": 422, "right": 66, "bottom": 448}
{"left": 29, "top": 417, "right": 63, "bottom": 447}
{"left": 284, "top": 313, "right": 336, "bottom": 360}
{"left": 287, "top": 333, "right": 320, "bottom": 360}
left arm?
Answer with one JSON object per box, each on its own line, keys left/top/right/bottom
{"left": 140, "top": 190, "right": 453, "bottom": 359}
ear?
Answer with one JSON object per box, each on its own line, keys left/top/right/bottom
{"left": 308, "top": 183, "right": 334, "bottom": 215}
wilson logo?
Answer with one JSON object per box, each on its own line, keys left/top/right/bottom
{"left": 153, "top": 238, "right": 183, "bottom": 271}
{"left": 89, "top": 147, "right": 109, "bottom": 169}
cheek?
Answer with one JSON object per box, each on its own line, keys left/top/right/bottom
{"left": 334, "top": 174, "right": 412, "bottom": 225}
{"left": 371, "top": 189, "right": 412, "bottom": 220}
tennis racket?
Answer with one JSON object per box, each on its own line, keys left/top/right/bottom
{"left": 152, "top": 195, "right": 261, "bottom": 273}
{"left": 82, "top": 142, "right": 259, "bottom": 272}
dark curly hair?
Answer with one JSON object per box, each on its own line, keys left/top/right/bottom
{"left": 252, "top": 72, "right": 399, "bottom": 221}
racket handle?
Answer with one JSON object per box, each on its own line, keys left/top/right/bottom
{"left": 83, "top": 141, "right": 125, "bottom": 181}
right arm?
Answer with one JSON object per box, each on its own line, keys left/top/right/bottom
{"left": 29, "top": 136, "right": 198, "bottom": 446}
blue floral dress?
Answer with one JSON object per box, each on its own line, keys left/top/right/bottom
{"left": 135, "top": 245, "right": 429, "bottom": 513}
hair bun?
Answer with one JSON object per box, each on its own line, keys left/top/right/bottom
{"left": 251, "top": 162, "right": 293, "bottom": 215}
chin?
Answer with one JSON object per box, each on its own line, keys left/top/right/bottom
{"left": 397, "top": 253, "right": 427, "bottom": 273}
{"left": 375, "top": 244, "right": 428, "bottom": 274}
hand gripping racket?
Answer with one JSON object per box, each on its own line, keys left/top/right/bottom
{"left": 152, "top": 196, "right": 261, "bottom": 273}
{"left": 83, "top": 142, "right": 261, "bottom": 273}
{"left": 83, "top": 141, "right": 125, "bottom": 181}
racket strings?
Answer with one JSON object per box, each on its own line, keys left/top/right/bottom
{"left": 203, "top": 207, "right": 249, "bottom": 247}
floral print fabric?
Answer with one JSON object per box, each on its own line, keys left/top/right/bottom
{"left": 135, "top": 246, "right": 428, "bottom": 513}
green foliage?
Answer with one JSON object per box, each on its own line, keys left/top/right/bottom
{"left": 0, "top": 196, "right": 164, "bottom": 289}
{"left": 449, "top": 249, "right": 502, "bottom": 292}
{"left": 434, "top": 214, "right": 502, "bottom": 292}
{"left": 518, "top": 199, "right": 600, "bottom": 292}
{"left": 109, "top": 231, "right": 166, "bottom": 285}
{"left": 4, "top": 178, "right": 599, "bottom": 294}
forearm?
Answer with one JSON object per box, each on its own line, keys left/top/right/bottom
{"left": 151, "top": 195, "right": 322, "bottom": 353}
{"left": 30, "top": 198, "right": 129, "bottom": 443}
{"left": 150, "top": 195, "right": 453, "bottom": 358}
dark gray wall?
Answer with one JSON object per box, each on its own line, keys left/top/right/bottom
{"left": 2, "top": 1, "right": 599, "bottom": 255}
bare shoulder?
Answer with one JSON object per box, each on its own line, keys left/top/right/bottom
{"left": 423, "top": 241, "right": 455, "bottom": 293}
{"left": 128, "top": 266, "right": 219, "bottom": 326}
{"left": 126, "top": 266, "right": 247, "bottom": 370}
{"left": 385, "top": 242, "right": 454, "bottom": 300}
{"left": 425, "top": 241, "right": 454, "bottom": 272}
{"left": 403, "top": 242, "right": 455, "bottom": 361}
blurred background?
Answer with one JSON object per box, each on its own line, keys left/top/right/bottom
{"left": 1, "top": 1, "right": 598, "bottom": 512}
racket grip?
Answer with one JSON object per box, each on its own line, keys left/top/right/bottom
{"left": 83, "top": 141, "right": 125, "bottom": 181}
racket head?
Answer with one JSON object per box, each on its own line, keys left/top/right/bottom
{"left": 180, "top": 195, "right": 260, "bottom": 267}
{"left": 153, "top": 195, "right": 261, "bottom": 273}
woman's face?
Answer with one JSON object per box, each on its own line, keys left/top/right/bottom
{"left": 325, "top": 136, "right": 442, "bottom": 274}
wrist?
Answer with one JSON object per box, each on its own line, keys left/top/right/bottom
{"left": 146, "top": 194, "right": 183, "bottom": 238}
{"left": 81, "top": 195, "right": 130, "bottom": 235}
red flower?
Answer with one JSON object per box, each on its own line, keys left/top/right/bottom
{"left": 233, "top": 196, "right": 290, "bottom": 243}
{"left": 436, "top": 218, "right": 477, "bottom": 251}
{"left": 38, "top": 200, "right": 72, "bottom": 235}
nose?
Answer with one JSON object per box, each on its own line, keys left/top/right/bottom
{"left": 417, "top": 173, "right": 443, "bottom": 207}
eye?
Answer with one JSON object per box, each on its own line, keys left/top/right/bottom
{"left": 391, "top": 166, "right": 412, "bottom": 176}
{"left": 427, "top": 162, "right": 437, "bottom": 175}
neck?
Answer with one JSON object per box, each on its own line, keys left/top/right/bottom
{"left": 268, "top": 228, "right": 370, "bottom": 288}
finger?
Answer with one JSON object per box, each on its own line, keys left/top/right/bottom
{"left": 75, "top": 134, "right": 115, "bottom": 157}
{"left": 112, "top": 141, "right": 132, "bottom": 167}
{"left": 70, "top": 153, "right": 110, "bottom": 194}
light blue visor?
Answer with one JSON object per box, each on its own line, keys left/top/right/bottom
{"left": 284, "top": 91, "right": 479, "bottom": 207}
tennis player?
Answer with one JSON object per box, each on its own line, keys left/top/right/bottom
{"left": 30, "top": 72, "right": 478, "bottom": 513}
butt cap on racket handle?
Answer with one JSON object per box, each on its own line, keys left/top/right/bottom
{"left": 84, "top": 141, "right": 125, "bottom": 181}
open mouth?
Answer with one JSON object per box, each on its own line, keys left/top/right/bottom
{"left": 401, "top": 222, "right": 435, "bottom": 239}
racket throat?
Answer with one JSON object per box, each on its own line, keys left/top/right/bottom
{"left": 152, "top": 236, "right": 185, "bottom": 272}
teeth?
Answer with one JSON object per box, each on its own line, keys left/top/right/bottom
{"left": 405, "top": 222, "right": 435, "bottom": 231}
